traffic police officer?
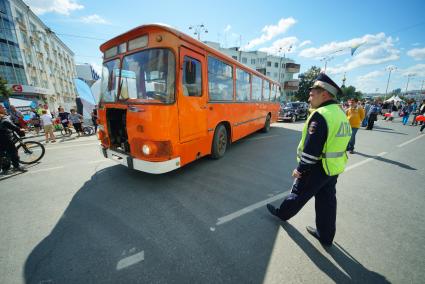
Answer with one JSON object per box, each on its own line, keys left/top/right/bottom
{"left": 266, "top": 73, "right": 351, "bottom": 247}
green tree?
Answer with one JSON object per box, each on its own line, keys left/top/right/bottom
{"left": 340, "top": 85, "right": 363, "bottom": 102}
{"left": 0, "top": 76, "right": 11, "bottom": 99}
{"left": 294, "top": 66, "right": 321, "bottom": 102}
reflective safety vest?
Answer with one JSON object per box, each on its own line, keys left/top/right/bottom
{"left": 297, "top": 103, "right": 351, "bottom": 176}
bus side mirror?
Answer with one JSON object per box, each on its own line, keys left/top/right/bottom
{"left": 184, "top": 60, "right": 196, "bottom": 84}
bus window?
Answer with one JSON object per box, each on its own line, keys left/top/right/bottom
{"left": 182, "top": 56, "right": 202, "bottom": 97}
{"left": 251, "top": 75, "right": 262, "bottom": 101}
{"left": 207, "top": 56, "right": 233, "bottom": 101}
{"left": 236, "top": 68, "right": 250, "bottom": 101}
{"left": 100, "top": 58, "right": 120, "bottom": 103}
{"left": 262, "top": 80, "right": 270, "bottom": 101}
{"left": 121, "top": 48, "right": 175, "bottom": 103}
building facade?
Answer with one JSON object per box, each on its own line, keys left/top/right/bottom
{"left": 204, "top": 41, "right": 300, "bottom": 101}
{"left": 1, "top": 0, "right": 78, "bottom": 111}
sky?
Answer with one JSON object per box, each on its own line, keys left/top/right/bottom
{"left": 23, "top": 0, "right": 425, "bottom": 94}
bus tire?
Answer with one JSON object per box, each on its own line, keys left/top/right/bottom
{"left": 262, "top": 114, "right": 271, "bottom": 133}
{"left": 211, "top": 124, "right": 228, "bottom": 159}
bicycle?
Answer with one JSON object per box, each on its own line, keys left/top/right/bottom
{"left": 82, "top": 125, "right": 95, "bottom": 136}
{"left": 0, "top": 132, "right": 45, "bottom": 172}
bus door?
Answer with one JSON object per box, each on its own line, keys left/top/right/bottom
{"left": 178, "top": 47, "right": 207, "bottom": 143}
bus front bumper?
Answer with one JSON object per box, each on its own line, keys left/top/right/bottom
{"left": 101, "top": 147, "right": 180, "bottom": 174}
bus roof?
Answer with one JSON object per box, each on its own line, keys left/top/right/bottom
{"left": 99, "top": 24, "right": 280, "bottom": 86}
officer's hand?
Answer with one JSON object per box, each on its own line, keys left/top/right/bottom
{"left": 292, "top": 169, "right": 302, "bottom": 179}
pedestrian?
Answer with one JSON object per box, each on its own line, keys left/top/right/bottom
{"left": 266, "top": 73, "right": 351, "bottom": 247}
{"left": 58, "top": 107, "right": 71, "bottom": 135}
{"left": 91, "top": 108, "right": 98, "bottom": 133}
{"left": 362, "top": 100, "right": 371, "bottom": 127}
{"left": 8, "top": 105, "right": 25, "bottom": 128}
{"left": 40, "top": 109, "right": 56, "bottom": 143}
{"left": 68, "top": 109, "right": 83, "bottom": 137}
{"left": 366, "top": 101, "right": 380, "bottom": 130}
{"left": 401, "top": 101, "right": 413, "bottom": 125}
{"left": 345, "top": 98, "right": 364, "bottom": 154}
{"left": 30, "top": 108, "right": 41, "bottom": 135}
{"left": 414, "top": 100, "right": 425, "bottom": 126}
{"left": 0, "top": 104, "right": 27, "bottom": 173}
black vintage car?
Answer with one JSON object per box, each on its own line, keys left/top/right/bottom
{"left": 278, "top": 102, "right": 309, "bottom": 122}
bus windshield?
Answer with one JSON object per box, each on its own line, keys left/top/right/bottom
{"left": 119, "top": 48, "right": 176, "bottom": 104}
{"left": 100, "top": 58, "right": 120, "bottom": 103}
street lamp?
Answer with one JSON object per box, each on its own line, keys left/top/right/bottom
{"left": 278, "top": 45, "right": 292, "bottom": 100}
{"left": 320, "top": 56, "right": 334, "bottom": 73}
{"left": 405, "top": 73, "right": 415, "bottom": 94}
{"left": 384, "top": 66, "right": 397, "bottom": 101}
{"left": 188, "top": 24, "right": 208, "bottom": 41}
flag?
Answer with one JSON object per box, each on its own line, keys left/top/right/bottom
{"left": 351, "top": 42, "right": 364, "bottom": 56}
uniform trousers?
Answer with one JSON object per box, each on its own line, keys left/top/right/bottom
{"left": 278, "top": 164, "right": 338, "bottom": 243}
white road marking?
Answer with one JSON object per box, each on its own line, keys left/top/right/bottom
{"left": 87, "top": 159, "right": 113, "bottom": 164}
{"left": 45, "top": 142, "right": 99, "bottom": 150}
{"left": 215, "top": 192, "right": 287, "bottom": 226}
{"left": 116, "top": 251, "right": 144, "bottom": 270}
{"left": 344, "top": 152, "right": 387, "bottom": 172}
{"left": 28, "top": 166, "right": 65, "bottom": 174}
{"left": 397, "top": 134, "right": 425, "bottom": 148}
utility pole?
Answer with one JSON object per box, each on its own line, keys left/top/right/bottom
{"left": 188, "top": 24, "right": 208, "bottom": 41}
{"left": 385, "top": 66, "right": 396, "bottom": 100}
{"left": 405, "top": 73, "right": 415, "bottom": 94}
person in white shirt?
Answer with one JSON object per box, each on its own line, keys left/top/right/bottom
{"left": 40, "top": 109, "right": 56, "bottom": 143}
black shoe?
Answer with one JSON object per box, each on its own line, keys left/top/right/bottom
{"left": 12, "top": 166, "right": 27, "bottom": 172}
{"left": 306, "top": 226, "right": 332, "bottom": 247}
{"left": 266, "top": 204, "right": 286, "bottom": 222}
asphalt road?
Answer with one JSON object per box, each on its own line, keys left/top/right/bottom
{"left": 1, "top": 117, "right": 424, "bottom": 284}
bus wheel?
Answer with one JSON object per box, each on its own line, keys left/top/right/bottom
{"left": 211, "top": 124, "right": 228, "bottom": 159}
{"left": 262, "top": 115, "right": 271, "bottom": 133}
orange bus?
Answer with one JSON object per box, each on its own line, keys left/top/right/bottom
{"left": 97, "top": 24, "right": 282, "bottom": 174}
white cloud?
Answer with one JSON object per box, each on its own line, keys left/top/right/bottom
{"left": 258, "top": 37, "right": 298, "bottom": 55}
{"left": 300, "top": 33, "right": 400, "bottom": 75}
{"left": 399, "top": 64, "right": 425, "bottom": 77}
{"left": 299, "top": 40, "right": 312, "bottom": 47}
{"left": 299, "top": 33, "right": 390, "bottom": 59}
{"left": 242, "top": 17, "right": 296, "bottom": 50}
{"left": 357, "top": 70, "right": 385, "bottom": 81}
{"left": 80, "top": 14, "right": 109, "bottom": 24}
{"left": 25, "top": 0, "right": 83, "bottom": 15}
{"left": 412, "top": 42, "right": 421, "bottom": 46}
{"left": 407, "top": 48, "right": 425, "bottom": 60}
{"left": 224, "top": 25, "right": 231, "bottom": 32}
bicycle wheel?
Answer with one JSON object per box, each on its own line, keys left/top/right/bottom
{"left": 61, "top": 128, "right": 72, "bottom": 137}
{"left": 17, "top": 141, "right": 45, "bottom": 164}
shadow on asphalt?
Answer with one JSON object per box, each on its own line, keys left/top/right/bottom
{"left": 282, "top": 223, "right": 390, "bottom": 283}
{"left": 23, "top": 127, "right": 300, "bottom": 283}
{"left": 370, "top": 126, "right": 408, "bottom": 135}
{"left": 355, "top": 152, "right": 417, "bottom": 170}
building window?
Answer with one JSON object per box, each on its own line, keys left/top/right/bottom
{"left": 251, "top": 59, "right": 255, "bottom": 64}
{"left": 275, "top": 62, "right": 278, "bottom": 68}
{"left": 267, "top": 61, "right": 271, "bottom": 67}
{"left": 274, "top": 72, "right": 277, "bottom": 78}
{"left": 232, "top": 55, "right": 237, "bottom": 60}
{"left": 241, "top": 57, "right": 247, "bottom": 64}
{"left": 262, "top": 80, "right": 270, "bottom": 101}
{"left": 266, "top": 72, "right": 270, "bottom": 76}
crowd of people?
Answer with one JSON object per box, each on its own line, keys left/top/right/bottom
{"left": 342, "top": 98, "right": 425, "bottom": 153}
{"left": 6, "top": 103, "right": 99, "bottom": 143}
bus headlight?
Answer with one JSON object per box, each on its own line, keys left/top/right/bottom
{"left": 142, "top": 144, "right": 151, "bottom": 155}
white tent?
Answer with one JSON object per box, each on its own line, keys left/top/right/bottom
{"left": 384, "top": 95, "right": 403, "bottom": 103}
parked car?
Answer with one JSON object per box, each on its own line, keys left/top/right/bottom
{"left": 278, "top": 102, "right": 309, "bottom": 122}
